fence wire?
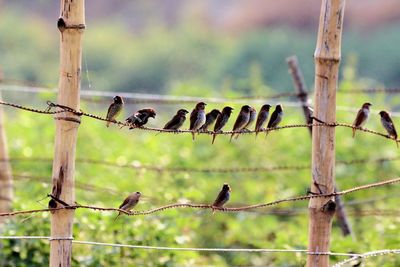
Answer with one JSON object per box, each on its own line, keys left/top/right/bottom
{"left": 0, "top": 100, "right": 398, "bottom": 144}
{"left": 1, "top": 176, "right": 399, "bottom": 218}
{"left": 333, "top": 249, "right": 400, "bottom": 267}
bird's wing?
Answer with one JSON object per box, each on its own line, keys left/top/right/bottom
{"left": 106, "top": 103, "right": 116, "bottom": 120}
{"left": 212, "top": 190, "right": 226, "bottom": 207}
{"left": 353, "top": 109, "right": 365, "bottom": 127}
{"left": 232, "top": 113, "right": 246, "bottom": 131}
{"left": 164, "top": 115, "right": 180, "bottom": 129}
{"left": 189, "top": 109, "right": 198, "bottom": 130}
{"left": 118, "top": 196, "right": 131, "bottom": 209}
{"left": 255, "top": 112, "right": 267, "bottom": 130}
{"left": 267, "top": 111, "right": 278, "bottom": 128}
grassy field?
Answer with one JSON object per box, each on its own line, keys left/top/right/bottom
{"left": 0, "top": 87, "right": 399, "bottom": 266}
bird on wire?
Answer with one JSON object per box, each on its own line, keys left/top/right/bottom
{"left": 212, "top": 106, "right": 234, "bottom": 144}
{"left": 114, "top": 191, "right": 142, "bottom": 221}
{"left": 200, "top": 109, "right": 221, "bottom": 132}
{"left": 266, "top": 104, "right": 283, "bottom": 137}
{"left": 126, "top": 108, "right": 156, "bottom": 129}
{"left": 105, "top": 96, "right": 124, "bottom": 127}
{"left": 255, "top": 104, "right": 271, "bottom": 138}
{"left": 379, "top": 110, "right": 398, "bottom": 148}
{"left": 235, "top": 106, "right": 257, "bottom": 140}
{"left": 163, "top": 109, "right": 189, "bottom": 130}
{"left": 189, "top": 102, "right": 207, "bottom": 140}
{"left": 352, "top": 103, "right": 372, "bottom": 138}
{"left": 212, "top": 183, "right": 231, "bottom": 214}
{"left": 230, "top": 105, "right": 251, "bottom": 142}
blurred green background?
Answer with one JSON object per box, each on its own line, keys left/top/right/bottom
{"left": 1, "top": 1, "right": 400, "bottom": 266}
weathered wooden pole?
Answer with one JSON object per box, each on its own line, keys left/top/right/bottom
{"left": 307, "top": 0, "right": 345, "bottom": 266}
{"left": 287, "top": 56, "right": 352, "bottom": 237}
{"left": 0, "top": 72, "right": 14, "bottom": 224}
{"left": 49, "top": 1, "right": 85, "bottom": 266}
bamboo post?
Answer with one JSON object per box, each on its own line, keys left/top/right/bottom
{"left": 49, "top": 1, "right": 85, "bottom": 266}
{"left": 0, "top": 69, "right": 13, "bottom": 224}
{"left": 286, "top": 56, "right": 352, "bottom": 237}
{"left": 307, "top": 1, "right": 345, "bottom": 266}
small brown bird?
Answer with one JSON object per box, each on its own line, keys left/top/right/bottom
{"left": 126, "top": 108, "right": 156, "bottom": 129}
{"left": 379, "top": 111, "right": 398, "bottom": 148}
{"left": 230, "top": 105, "right": 251, "bottom": 141}
{"left": 189, "top": 102, "right": 207, "bottom": 140}
{"left": 352, "top": 103, "right": 372, "bottom": 138}
{"left": 255, "top": 104, "right": 271, "bottom": 137}
{"left": 106, "top": 96, "right": 124, "bottom": 127}
{"left": 114, "top": 191, "right": 141, "bottom": 221}
{"left": 200, "top": 109, "right": 221, "bottom": 132}
{"left": 163, "top": 109, "right": 189, "bottom": 130}
{"left": 212, "top": 106, "right": 234, "bottom": 144}
{"left": 212, "top": 183, "right": 231, "bottom": 214}
{"left": 266, "top": 104, "right": 283, "bottom": 137}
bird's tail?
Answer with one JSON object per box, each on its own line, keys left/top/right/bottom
{"left": 212, "top": 134, "right": 217, "bottom": 144}
{"left": 113, "top": 212, "right": 121, "bottom": 222}
{"left": 106, "top": 121, "right": 110, "bottom": 127}
{"left": 230, "top": 133, "right": 234, "bottom": 142}
{"left": 352, "top": 128, "right": 356, "bottom": 138}
{"left": 396, "top": 140, "right": 399, "bottom": 149}
{"left": 191, "top": 131, "right": 195, "bottom": 140}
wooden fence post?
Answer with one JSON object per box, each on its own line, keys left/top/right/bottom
{"left": 0, "top": 89, "right": 14, "bottom": 224}
{"left": 286, "top": 56, "right": 352, "bottom": 237}
{"left": 49, "top": 1, "right": 85, "bottom": 266}
{"left": 307, "top": 0, "right": 345, "bottom": 266}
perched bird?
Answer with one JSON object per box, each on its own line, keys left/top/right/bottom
{"left": 126, "top": 108, "right": 156, "bottom": 129}
{"left": 266, "top": 104, "right": 283, "bottom": 137}
{"left": 379, "top": 111, "right": 398, "bottom": 148}
{"left": 114, "top": 191, "right": 141, "bottom": 221}
{"left": 200, "top": 109, "right": 221, "bottom": 132}
{"left": 106, "top": 96, "right": 124, "bottom": 127}
{"left": 255, "top": 104, "right": 271, "bottom": 137}
{"left": 230, "top": 105, "right": 251, "bottom": 141}
{"left": 352, "top": 103, "right": 372, "bottom": 138}
{"left": 212, "top": 106, "right": 234, "bottom": 144}
{"left": 244, "top": 107, "right": 257, "bottom": 130}
{"left": 212, "top": 183, "right": 231, "bottom": 214}
{"left": 189, "top": 102, "right": 207, "bottom": 140}
{"left": 163, "top": 109, "right": 189, "bottom": 130}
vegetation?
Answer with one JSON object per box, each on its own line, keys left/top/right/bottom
{"left": 1, "top": 69, "right": 400, "bottom": 266}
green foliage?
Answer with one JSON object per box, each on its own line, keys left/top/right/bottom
{"left": 1, "top": 68, "right": 400, "bottom": 265}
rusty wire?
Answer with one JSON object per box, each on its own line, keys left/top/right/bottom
{"left": 1, "top": 176, "right": 399, "bottom": 218}
{"left": 0, "top": 100, "right": 398, "bottom": 144}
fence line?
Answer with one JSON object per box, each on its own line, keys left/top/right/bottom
{"left": 333, "top": 249, "right": 400, "bottom": 267}
{"left": 1, "top": 176, "right": 399, "bottom": 218}
{"left": 6, "top": 155, "right": 400, "bottom": 174}
{"left": 0, "top": 100, "right": 397, "bottom": 143}
{"left": 0, "top": 236, "right": 358, "bottom": 257}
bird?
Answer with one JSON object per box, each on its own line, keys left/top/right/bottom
{"left": 266, "top": 104, "right": 283, "bottom": 137}
{"left": 379, "top": 111, "right": 398, "bottom": 148}
{"left": 163, "top": 109, "right": 189, "bottom": 130}
{"left": 200, "top": 109, "right": 221, "bottom": 132}
{"left": 126, "top": 108, "right": 156, "bottom": 129}
{"left": 105, "top": 96, "right": 124, "bottom": 127}
{"left": 212, "top": 106, "right": 234, "bottom": 144}
{"left": 230, "top": 105, "right": 251, "bottom": 141}
{"left": 212, "top": 183, "right": 231, "bottom": 214}
{"left": 189, "top": 102, "right": 207, "bottom": 140}
{"left": 255, "top": 104, "right": 271, "bottom": 137}
{"left": 114, "top": 191, "right": 141, "bottom": 221}
{"left": 352, "top": 103, "right": 372, "bottom": 138}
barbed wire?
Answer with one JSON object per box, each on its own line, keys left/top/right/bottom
{"left": 1, "top": 176, "right": 399, "bottom": 218}
{"left": 6, "top": 155, "right": 400, "bottom": 174}
{"left": 333, "top": 249, "right": 400, "bottom": 267}
{"left": 0, "top": 236, "right": 357, "bottom": 257}
{"left": 0, "top": 100, "right": 398, "bottom": 143}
